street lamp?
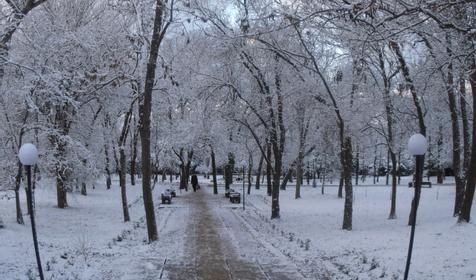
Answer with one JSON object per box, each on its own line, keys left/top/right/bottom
{"left": 19, "top": 143, "right": 44, "bottom": 280}
{"left": 404, "top": 134, "right": 427, "bottom": 280}
{"left": 241, "top": 160, "right": 247, "bottom": 211}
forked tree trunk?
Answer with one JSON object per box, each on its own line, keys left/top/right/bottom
{"left": 390, "top": 41, "right": 427, "bottom": 226}
{"left": 281, "top": 169, "right": 292, "bottom": 190}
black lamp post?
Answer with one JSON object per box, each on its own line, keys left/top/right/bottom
{"left": 404, "top": 134, "right": 427, "bottom": 280}
{"left": 19, "top": 143, "right": 44, "bottom": 280}
{"left": 241, "top": 160, "right": 246, "bottom": 211}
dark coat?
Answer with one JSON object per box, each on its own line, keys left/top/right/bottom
{"left": 191, "top": 175, "right": 198, "bottom": 186}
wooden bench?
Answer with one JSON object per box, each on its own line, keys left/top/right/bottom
{"left": 229, "top": 192, "right": 241, "bottom": 204}
{"left": 408, "top": 181, "right": 432, "bottom": 188}
{"left": 225, "top": 188, "right": 235, "bottom": 198}
{"left": 161, "top": 191, "right": 172, "bottom": 204}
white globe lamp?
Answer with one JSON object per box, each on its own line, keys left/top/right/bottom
{"left": 19, "top": 143, "right": 39, "bottom": 166}
{"left": 407, "top": 134, "right": 427, "bottom": 156}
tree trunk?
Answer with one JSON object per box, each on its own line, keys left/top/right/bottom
{"left": 211, "top": 147, "right": 218, "bottom": 195}
{"left": 398, "top": 151, "right": 402, "bottom": 185}
{"left": 55, "top": 139, "right": 68, "bottom": 209}
{"left": 255, "top": 153, "right": 263, "bottom": 189}
{"left": 460, "top": 76, "right": 471, "bottom": 172}
{"left": 373, "top": 154, "right": 377, "bottom": 184}
{"left": 280, "top": 169, "right": 292, "bottom": 190}
{"left": 436, "top": 125, "right": 444, "bottom": 184}
{"left": 247, "top": 152, "right": 253, "bottom": 195}
{"left": 386, "top": 149, "right": 390, "bottom": 186}
{"left": 355, "top": 147, "right": 359, "bottom": 186}
{"left": 130, "top": 130, "right": 138, "bottom": 186}
{"left": 119, "top": 148, "right": 130, "bottom": 222}
{"left": 138, "top": 0, "right": 168, "bottom": 242}
{"left": 56, "top": 164, "right": 68, "bottom": 209}
{"left": 342, "top": 137, "right": 353, "bottom": 230}
{"left": 15, "top": 161, "right": 24, "bottom": 224}
{"left": 390, "top": 41, "right": 426, "bottom": 226}
{"left": 81, "top": 182, "right": 87, "bottom": 196}
{"left": 338, "top": 171, "right": 344, "bottom": 198}
{"left": 459, "top": 49, "right": 476, "bottom": 223}
{"left": 446, "top": 59, "right": 464, "bottom": 215}
{"left": 266, "top": 144, "right": 272, "bottom": 196}
{"left": 295, "top": 157, "right": 303, "bottom": 199}
{"left": 104, "top": 142, "right": 112, "bottom": 190}
{"left": 389, "top": 151, "right": 398, "bottom": 219}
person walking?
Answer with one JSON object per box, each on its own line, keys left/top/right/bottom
{"left": 191, "top": 174, "right": 199, "bottom": 192}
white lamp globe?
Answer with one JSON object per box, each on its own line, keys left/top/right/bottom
{"left": 407, "top": 134, "right": 427, "bottom": 156}
{"left": 19, "top": 143, "right": 39, "bottom": 165}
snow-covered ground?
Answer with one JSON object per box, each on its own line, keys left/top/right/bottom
{"left": 241, "top": 176, "right": 476, "bottom": 279}
{"left": 0, "top": 177, "right": 184, "bottom": 279}
{"left": 1, "top": 175, "right": 474, "bottom": 279}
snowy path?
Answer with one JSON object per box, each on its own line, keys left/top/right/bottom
{"left": 156, "top": 187, "right": 312, "bottom": 280}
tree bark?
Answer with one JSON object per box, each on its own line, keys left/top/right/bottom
{"left": 255, "top": 153, "right": 263, "bottom": 189}
{"left": 119, "top": 147, "right": 130, "bottom": 222}
{"left": 280, "top": 169, "right": 292, "bottom": 190}
{"left": 130, "top": 129, "right": 138, "bottom": 186}
{"left": 338, "top": 171, "right": 344, "bottom": 198}
{"left": 355, "top": 147, "right": 359, "bottom": 186}
{"left": 247, "top": 152, "right": 253, "bottom": 195}
{"left": 104, "top": 142, "right": 112, "bottom": 190}
{"left": 342, "top": 137, "right": 353, "bottom": 230}
{"left": 138, "top": 0, "right": 169, "bottom": 242}
{"left": 459, "top": 48, "right": 476, "bottom": 223}
{"left": 389, "top": 41, "right": 426, "bottom": 226}
{"left": 266, "top": 143, "right": 272, "bottom": 196}
{"left": 460, "top": 76, "right": 471, "bottom": 172}
{"left": 15, "top": 161, "right": 24, "bottom": 224}
{"left": 211, "top": 146, "right": 218, "bottom": 195}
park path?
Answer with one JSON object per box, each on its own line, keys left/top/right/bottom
{"left": 160, "top": 187, "right": 308, "bottom": 280}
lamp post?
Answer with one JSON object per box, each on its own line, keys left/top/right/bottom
{"left": 19, "top": 143, "right": 44, "bottom": 280}
{"left": 241, "top": 160, "right": 246, "bottom": 211}
{"left": 404, "top": 134, "right": 427, "bottom": 280}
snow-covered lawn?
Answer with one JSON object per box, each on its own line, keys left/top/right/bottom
{"left": 0, "top": 177, "right": 169, "bottom": 279}
{"left": 1, "top": 175, "right": 475, "bottom": 279}
{"left": 243, "top": 176, "right": 476, "bottom": 279}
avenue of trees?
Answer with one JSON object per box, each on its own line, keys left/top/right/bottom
{"left": 0, "top": 0, "right": 475, "bottom": 239}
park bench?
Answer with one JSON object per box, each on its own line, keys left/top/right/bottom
{"left": 166, "top": 188, "right": 176, "bottom": 197}
{"left": 408, "top": 181, "right": 432, "bottom": 188}
{"left": 225, "top": 188, "right": 235, "bottom": 198}
{"left": 229, "top": 192, "right": 241, "bottom": 204}
{"left": 161, "top": 190, "right": 172, "bottom": 204}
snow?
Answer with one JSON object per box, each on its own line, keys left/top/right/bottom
{"left": 245, "top": 176, "right": 476, "bottom": 279}
{"left": 407, "top": 134, "right": 427, "bottom": 156}
{"left": 18, "top": 143, "right": 39, "bottom": 165}
{"left": 1, "top": 176, "right": 474, "bottom": 279}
